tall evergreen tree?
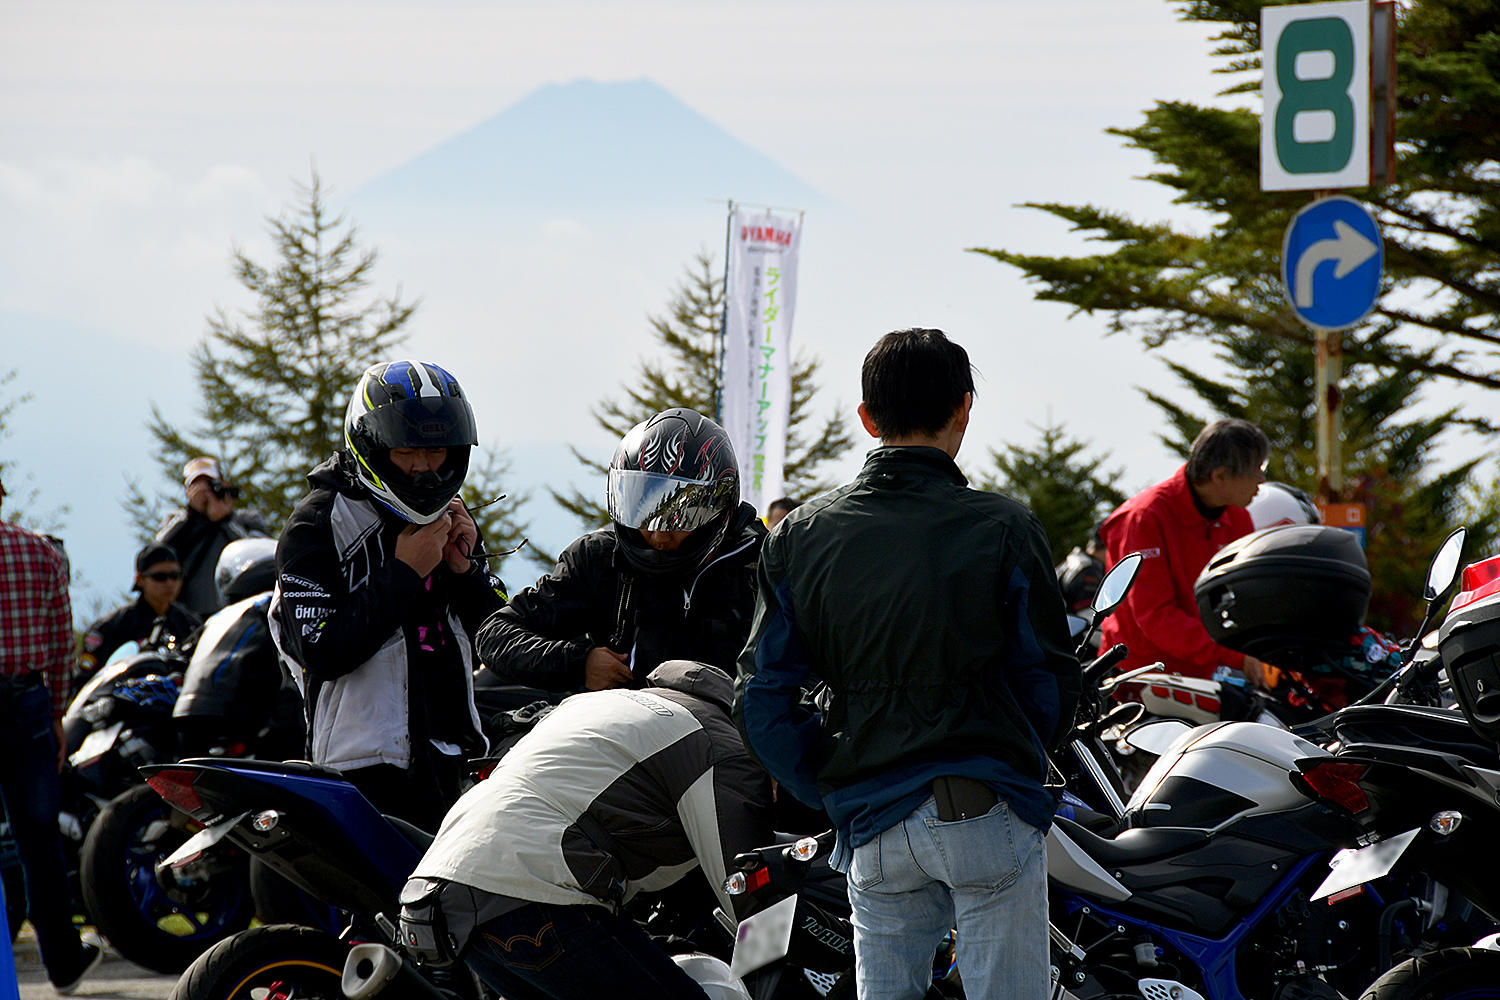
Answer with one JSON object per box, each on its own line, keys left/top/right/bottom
{"left": 969, "top": 0, "right": 1500, "bottom": 631}
{"left": 975, "top": 420, "right": 1126, "bottom": 561}
{"left": 126, "top": 172, "right": 534, "bottom": 573}
{"left": 974, "top": 0, "right": 1500, "bottom": 396}
{"left": 553, "top": 250, "right": 856, "bottom": 528}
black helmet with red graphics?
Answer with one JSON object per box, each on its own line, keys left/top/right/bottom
{"left": 606, "top": 408, "right": 740, "bottom": 576}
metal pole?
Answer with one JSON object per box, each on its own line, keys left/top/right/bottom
{"left": 1314, "top": 328, "right": 1345, "bottom": 497}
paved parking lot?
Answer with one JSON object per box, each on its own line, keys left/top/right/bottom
{"left": 12, "top": 927, "right": 174, "bottom": 1000}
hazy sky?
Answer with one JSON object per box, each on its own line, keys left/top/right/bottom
{"left": 6, "top": 0, "right": 1376, "bottom": 614}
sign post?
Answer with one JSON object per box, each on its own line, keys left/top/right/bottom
{"left": 1263, "top": 0, "right": 1394, "bottom": 497}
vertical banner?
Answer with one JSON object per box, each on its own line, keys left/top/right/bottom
{"left": 721, "top": 207, "right": 802, "bottom": 515}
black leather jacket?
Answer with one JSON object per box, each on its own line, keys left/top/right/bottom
{"left": 476, "top": 503, "right": 766, "bottom": 692}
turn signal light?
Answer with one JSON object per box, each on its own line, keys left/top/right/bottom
{"left": 1429, "top": 810, "right": 1463, "bottom": 836}
{"left": 788, "top": 837, "right": 820, "bottom": 862}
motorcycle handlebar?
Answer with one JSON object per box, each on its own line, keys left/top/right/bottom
{"left": 1083, "top": 644, "right": 1129, "bottom": 688}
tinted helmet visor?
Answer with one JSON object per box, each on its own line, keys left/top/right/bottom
{"left": 607, "top": 470, "right": 734, "bottom": 532}
{"left": 356, "top": 395, "right": 478, "bottom": 450}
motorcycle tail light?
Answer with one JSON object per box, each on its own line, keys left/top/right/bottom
{"left": 1451, "top": 555, "right": 1500, "bottom": 613}
{"left": 1429, "top": 810, "right": 1463, "bottom": 836}
{"left": 724, "top": 866, "right": 771, "bottom": 896}
{"left": 1298, "top": 761, "right": 1370, "bottom": 814}
{"left": 252, "top": 810, "right": 281, "bottom": 832}
{"left": 145, "top": 768, "right": 207, "bottom": 818}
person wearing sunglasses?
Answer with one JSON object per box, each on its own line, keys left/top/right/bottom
{"left": 76, "top": 542, "right": 202, "bottom": 685}
{"left": 154, "top": 456, "right": 270, "bottom": 617}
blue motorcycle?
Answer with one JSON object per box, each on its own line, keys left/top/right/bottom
{"left": 143, "top": 757, "right": 480, "bottom": 1000}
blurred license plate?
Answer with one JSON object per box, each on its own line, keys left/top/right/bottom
{"left": 729, "top": 894, "right": 797, "bottom": 979}
{"left": 69, "top": 722, "right": 122, "bottom": 768}
{"left": 1311, "top": 828, "right": 1420, "bottom": 901}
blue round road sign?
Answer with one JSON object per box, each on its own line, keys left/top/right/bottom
{"left": 1281, "top": 196, "right": 1383, "bottom": 331}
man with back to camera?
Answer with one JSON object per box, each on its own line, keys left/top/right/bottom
{"left": 77, "top": 542, "right": 202, "bottom": 683}
{"left": 1097, "top": 418, "right": 1271, "bottom": 684}
{"left": 735, "top": 328, "right": 1081, "bottom": 999}
{"left": 155, "top": 456, "right": 269, "bottom": 617}
{"left": 269, "top": 360, "right": 506, "bottom": 830}
{"left": 476, "top": 407, "right": 764, "bottom": 695}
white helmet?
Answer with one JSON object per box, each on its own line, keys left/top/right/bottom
{"left": 1248, "top": 481, "right": 1321, "bottom": 530}
{"left": 671, "top": 953, "right": 751, "bottom": 1000}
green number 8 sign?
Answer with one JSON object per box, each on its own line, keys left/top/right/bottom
{"left": 1275, "top": 18, "right": 1355, "bottom": 174}
{"left": 1261, "top": 0, "right": 1370, "bottom": 192}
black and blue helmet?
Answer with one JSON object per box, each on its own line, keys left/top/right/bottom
{"left": 344, "top": 360, "right": 478, "bottom": 524}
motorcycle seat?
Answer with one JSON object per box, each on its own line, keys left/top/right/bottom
{"left": 1052, "top": 814, "right": 1209, "bottom": 867}
{"left": 384, "top": 814, "right": 436, "bottom": 853}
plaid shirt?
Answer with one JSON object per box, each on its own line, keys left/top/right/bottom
{"left": 0, "top": 520, "right": 73, "bottom": 719}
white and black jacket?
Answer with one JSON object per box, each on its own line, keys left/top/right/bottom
{"left": 268, "top": 455, "right": 505, "bottom": 772}
{"left": 409, "top": 661, "right": 773, "bottom": 919}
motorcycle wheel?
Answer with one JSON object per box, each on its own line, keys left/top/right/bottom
{"left": 168, "top": 925, "right": 347, "bottom": 1000}
{"left": 81, "top": 783, "right": 254, "bottom": 974}
{"left": 1360, "top": 946, "right": 1500, "bottom": 1000}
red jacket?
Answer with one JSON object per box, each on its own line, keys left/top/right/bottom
{"left": 1098, "top": 466, "right": 1251, "bottom": 679}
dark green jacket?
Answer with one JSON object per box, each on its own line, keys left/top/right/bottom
{"left": 734, "top": 446, "right": 1080, "bottom": 843}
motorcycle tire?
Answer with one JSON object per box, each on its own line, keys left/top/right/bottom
{"left": 81, "top": 783, "right": 254, "bottom": 974}
{"left": 168, "top": 925, "right": 347, "bottom": 1000}
{"left": 1360, "top": 946, "right": 1500, "bottom": 1000}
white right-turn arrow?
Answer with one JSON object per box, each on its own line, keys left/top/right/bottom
{"left": 1295, "top": 219, "right": 1379, "bottom": 308}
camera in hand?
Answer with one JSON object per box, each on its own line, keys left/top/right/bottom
{"left": 209, "top": 480, "right": 241, "bottom": 501}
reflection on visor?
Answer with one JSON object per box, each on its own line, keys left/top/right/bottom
{"left": 608, "top": 470, "right": 730, "bottom": 531}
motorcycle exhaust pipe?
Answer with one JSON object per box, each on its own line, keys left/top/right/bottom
{"left": 341, "top": 942, "right": 449, "bottom": 1000}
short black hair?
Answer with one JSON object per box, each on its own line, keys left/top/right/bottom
{"left": 1186, "top": 419, "right": 1270, "bottom": 483}
{"left": 861, "top": 329, "right": 976, "bottom": 439}
{"left": 767, "top": 497, "right": 801, "bottom": 517}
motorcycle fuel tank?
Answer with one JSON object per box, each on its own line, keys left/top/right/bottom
{"left": 1125, "top": 722, "right": 1330, "bottom": 829}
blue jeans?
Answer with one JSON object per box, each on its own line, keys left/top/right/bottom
{"left": 463, "top": 901, "right": 709, "bottom": 1000}
{"left": 846, "top": 795, "right": 1049, "bottom": 1000}
{"left": 0, "top": 683, "right": 87, "bottom": 984}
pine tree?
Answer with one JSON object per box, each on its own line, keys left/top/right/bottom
{"left": 126, "top": 172, "right": 534, "bottom": 573}
{"left": 974, "top": 420, "right": 1126, "bottom": 561}
{"left": 970, "top": 0, "right": 1500, "bottom": 633}
{"left": 973, "top": 0, "right": 1500, "bottom": 396}
{"left": 553, "top": 250, "right": 855, "bottom": 529}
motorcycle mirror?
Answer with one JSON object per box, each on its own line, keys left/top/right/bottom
{"left": 1075, "top": 552, "right": 1144, "bottom": 657}
{"left": 1423, "top": 527, "right": 1467, "bottom": 605}
{"left": 1092, "top": 553, "right": 1143, "bottom": 619}
{"left": 1124, "top": 718, "right": 1192, "bottom": 756}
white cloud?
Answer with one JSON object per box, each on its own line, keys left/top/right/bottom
{"left": 187, "top": 165, "right": 271, "bottom": 206}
